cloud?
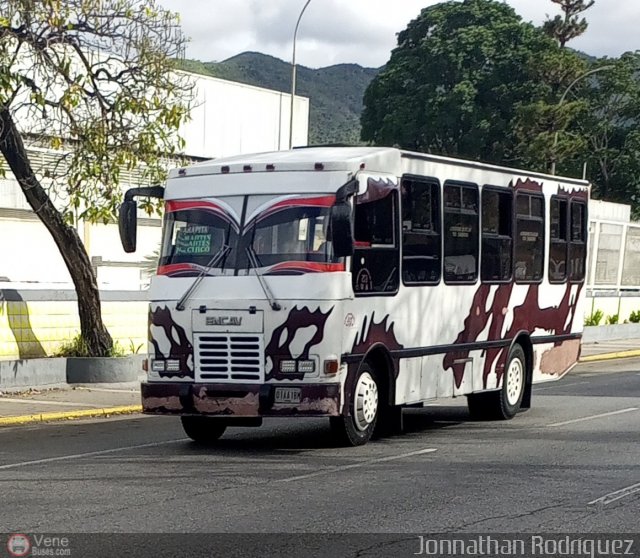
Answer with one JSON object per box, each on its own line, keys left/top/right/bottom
{"left": 159, "top": 0, "right": 639, "bottom": 67}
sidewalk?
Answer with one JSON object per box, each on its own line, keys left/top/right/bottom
{"left": 579, "top": 337, "right": 640, "bottom": 362}
{"left": 0, "top": 382, "right": 142, "bottom": 426}
{"left": 1, "top": 339, "right": 639, "bottom": 428}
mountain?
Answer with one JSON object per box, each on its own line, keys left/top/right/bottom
{"left": 180, "top": 52, "right": 380, "bottom": 146}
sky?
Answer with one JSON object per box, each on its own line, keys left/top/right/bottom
{"left": 157, "top": 0, "right": 638, "bottom": 69}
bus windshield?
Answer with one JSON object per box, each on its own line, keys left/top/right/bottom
{"left": 240, "top": 204, "right": 339, "bottom": 274}
{"left": 158, "top": 195, "right": 342, "bottom": 277}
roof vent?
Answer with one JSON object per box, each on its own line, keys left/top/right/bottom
{"left": 178, "top": 168, "right": 187, "bottom": 176}
{"left": 243, "top": 165, "right": 252, "bottom": 172}
{"left": 221, "top": 165, "right": 230, "bottom": 174}
{"left": 266, "top": 164, "right": 275, "bottom": 171}
{"left": 314, "top": 162, "right": 324, "bottom": 170}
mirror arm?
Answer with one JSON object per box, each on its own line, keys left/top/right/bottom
{"left": 124, "top": 185, "right": 165, "bottom": 202}
{"left": 335, "top": 178, "right": 357, "bottom": 203}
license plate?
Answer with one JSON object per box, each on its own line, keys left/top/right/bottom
{"left": 274, "top": 387, "right": 301, "bottom": 404}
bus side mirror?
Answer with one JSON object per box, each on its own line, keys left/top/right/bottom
{"left": 118, "top": 185, "right": 165, "bottom": 253}
{"left": 330, "top": 202, "right": 354, "bottom": 257}
{"left": 119, "top": 199, "right": 137, "bottom": 253}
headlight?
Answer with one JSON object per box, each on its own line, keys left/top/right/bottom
{"left": 297, "top": 360, "right": 315, "bottom": 373}
{"left": 151, "top": 359, "right": 166, "bottom": 372}
{"left": 280, "top": 360, "right": 297, "bottom": 373}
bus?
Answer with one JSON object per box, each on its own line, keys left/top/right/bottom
{"left": 119, "top": 147, "right": 589, "bottom": 446}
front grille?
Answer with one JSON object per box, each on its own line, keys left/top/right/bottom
{"left": 194, "top": 334, "right": 264, "bottom": 382}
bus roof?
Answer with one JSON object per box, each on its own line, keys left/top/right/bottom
{"left": 168, "top": 146, "right": 590, "bottom": 189}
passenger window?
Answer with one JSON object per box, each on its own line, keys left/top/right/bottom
{"left": 352, "top": 183, "right": 399, "bottom": 295}
{"left": 549, "top": 197, "right": 568, "bottom": 282}
{"left": 515, "top": 193, "right": 545, "bottom": 282}
{"left": 443, "top": 182, "right": 479, "bottom": 283}
{"left": 401, "top": 178, "right": 441, "bottom": 284}
{"left": 481, "top": 189, "right": 512, "bottom": 282}
{"left": 569, "top": 201, "right": 587, "bottom": 281}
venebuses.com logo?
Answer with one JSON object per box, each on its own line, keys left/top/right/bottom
{"left": 6, "top": 534, "right": 30, "bottom": 557}
{"left": 5, "top": 533, "right": 71, "bottom": 557}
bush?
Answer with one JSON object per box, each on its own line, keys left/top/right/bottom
{"left": 584, "top": 309, "right": 604, "bottom": 326}
{"left": 629, "top": 310, "right": 640, "bottom": 323}
{"left": 606, "top": 314, "right": 619, "bottom": 325}
{"left": 54, "top": 335, "right": 126, "bottom": 357}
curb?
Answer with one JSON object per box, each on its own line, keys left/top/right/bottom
{"left": 580, "top": 349, "right": 640, "bottom": 363}
{"left": 0, "top": 405, "right": 142, "bottom": 427}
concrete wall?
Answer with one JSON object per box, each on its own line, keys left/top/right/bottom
{"left": 0, "top": 288, "right": 147, "bottom": 359}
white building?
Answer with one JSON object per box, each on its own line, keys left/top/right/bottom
{"left": 0, "top": 74, "right": 310, "bottom": 289}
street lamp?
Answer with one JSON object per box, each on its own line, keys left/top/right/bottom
{"left": 289, "top": 0, "right": 312, "bottom": 150}
{"left": 550, "top": 64, "right": 615, "bottom": 175}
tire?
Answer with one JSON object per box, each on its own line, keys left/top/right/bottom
{"left": 330, "top": 363, "right": 379, "bottom": 446}
{"left": 467, "top": 344, "right": 526, "bottom": 421}
{"left": 181, "top": 416, "right": 227, "bottom": 443}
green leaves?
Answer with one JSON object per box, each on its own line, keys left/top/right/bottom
{"left": 361, "top": 0, "right": 562, "bottom": 164}
{"left": 0, "top": 0, "right": 193, "bottom": 223}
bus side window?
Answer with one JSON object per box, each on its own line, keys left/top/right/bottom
{"left": 569, "top": 201, "right": 587, "bottom": 281}
{"left": 481, "top": 188, "right": 512, "bottom": 282}
{"left": 401, "top": 178, "right": 441, "bottom": 284}
{"left": 443, "top": 182, "right": 479, "bottom": 283}
{"left": 352, "top": 186, "right": 399, "bottom": 295}
{"left": 515, "top": 193, "right": 545, "bottom": 282}
{"left": 549, "top": 197, "right": 568, "bottom": 283}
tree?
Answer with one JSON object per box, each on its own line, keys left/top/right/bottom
{"left": 543, "top": 0, "right": 595, "bottom": 48}
{"left": 576, "top": 53, "right": 640, "bottom": 207}
{"left": 512, "top": 48, "right": 588, "bottom": 174}
{"left": 0, "top": 0, "right": 192, "bottom": 356}
{"left": 360, "top": 0, "right": 565, "bottom": 165}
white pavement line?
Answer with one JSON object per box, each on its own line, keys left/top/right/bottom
{"left": 0, "top": 439, "right": 187, "bottom": 471}
{"left": 0, "top": 398, "right": 101, "bottom": 408}
{"left": 533, "top": 381, "right": 585, "bottom": 392}
{"left": 547, "top": 407, "right": 639, "bottom": 427}
{"left": 278, "top": 448, "right": 438, "bottom": 483}
{"left": 588, "top": 482, "right": 640, "bottom": 506}
{"left": 74, "top": 387, "right": 139, "bottom": 394}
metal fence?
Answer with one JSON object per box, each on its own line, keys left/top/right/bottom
{"left": 588, "top": 219, "right": 640, "bottom": 291}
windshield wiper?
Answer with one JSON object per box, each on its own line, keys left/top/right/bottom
{"left": 175, "top": 245, "right": 230, "bottom": 311}
{"left": 245, "top": 246, "right": 281, "bottom": 311}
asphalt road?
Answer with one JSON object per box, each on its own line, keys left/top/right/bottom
{"left": 1, "top": 359, "right": 639, "bottom": 556}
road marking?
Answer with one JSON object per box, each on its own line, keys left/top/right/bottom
{"left": 548, "top": 407, "right": 639, "bottom": 427}
{"left": 278, "top": 447, "right": 437, "bottom": 483}
{"left": 580, "top": 349, "right": 640, "bottom": 362}
{"left": 0, "top": 398, "right": 102, "bottom": 408}
{"left": 589, "top": 482, "right": 640, "bottom": 506}
{"left": 74, "top": 387, "right": 139, "bottom": 394}
{"left": 0, "top": 438, "right": 187, "bottom": 471}
{"left": 0, "top": 405, "right": 142, "bottom": 427}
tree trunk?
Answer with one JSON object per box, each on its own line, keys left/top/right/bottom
{"left": 0, "top": 107, "right": 113, "bottom": 356}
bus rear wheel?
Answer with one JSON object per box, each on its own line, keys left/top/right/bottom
{"left": 181, "top": 416, "right": 227, "bottom": 443}
{"left": 330, "top": 363, "right": 379, "bottom": 446}
{"left": 467, "top": 344, "right": 526, "bottom": 420}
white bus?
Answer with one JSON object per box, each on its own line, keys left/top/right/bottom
{"left": 119, "top": 147, "right": 589, "bottom": 446}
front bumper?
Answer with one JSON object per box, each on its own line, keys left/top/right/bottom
{"left": 141, "top": 382, "right": 341, "bottom": 417}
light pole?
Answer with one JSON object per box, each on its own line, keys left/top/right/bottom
{"left": 550, "top": 65, "right": 614, "bottom": 175}
{"left": 289, "top": 0, "right": 312, "bottom": 150}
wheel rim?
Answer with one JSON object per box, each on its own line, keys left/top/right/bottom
{"left": 353, "top": 371, "right": 378, "bottom": 431}
{"left": 506, "top": 356, "right": 524, "bottom": 406}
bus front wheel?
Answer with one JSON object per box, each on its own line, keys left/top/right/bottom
{"left": 467, "top": 344, "right": 526, "bottom": 420}
{"left": 181, "top": 416, "right": 227, "bottom": 443}
{"left": 330, "top": 363, "right": 379, "bottom": 446}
